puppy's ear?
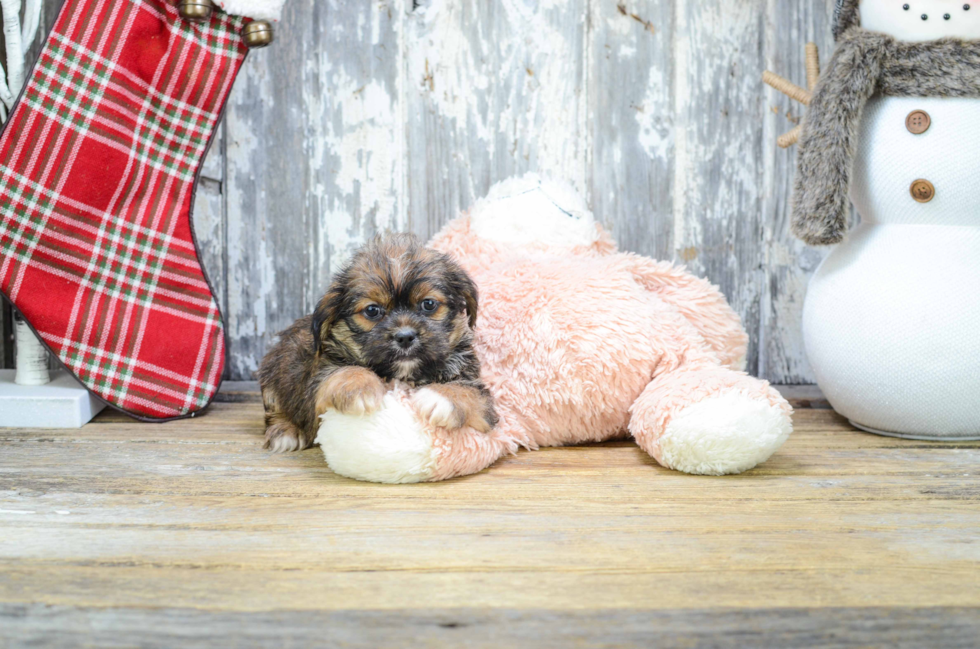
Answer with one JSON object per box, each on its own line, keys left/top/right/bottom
{"left": 463, "top": 277, "right": 479, "bottom": 329}
{"left": 311, "top": 285, "right": 345, "bottom": 354}
{"left": 447, "top": 262, "right": 479, "bottom": 329}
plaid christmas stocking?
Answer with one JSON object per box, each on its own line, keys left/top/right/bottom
{"left": 0, "top": 0, "right": 275, "bottom": 420}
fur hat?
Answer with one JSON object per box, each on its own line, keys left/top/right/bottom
{"left": 834, "top": 0, "right": 861, "bottom": 40}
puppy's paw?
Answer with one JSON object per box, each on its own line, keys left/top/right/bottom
{"left": 338, "top": 389, "right": 385, "bottom": 417}
{"left": 316, "top": 367, "right": 386, "bottom": 417}
{"left": 264, "top": 417, "right": 310, "bottom": 453}
{"left": 412, "top": 387, "right": 465, "bottom": 430}
{"left": 411, "top": 384, "right": 495, "bottom": 432}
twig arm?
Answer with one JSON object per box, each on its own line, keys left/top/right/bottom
{"left": 763, "top": 70, "right": 812, "bottom": 106}
{"left": 763, "top": 43, "right": 820, "bottom": 150}
{"left": 777, "top": 125, "right": 802, "bottom": 149}
{"left": 805, "top": 43, "right": 821, "bottom": 91}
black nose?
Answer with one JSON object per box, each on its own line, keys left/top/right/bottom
{"left": 394, "top": 328, "right": 418, "bottom": 349}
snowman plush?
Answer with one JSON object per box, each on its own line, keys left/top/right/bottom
{"left": 793, "top": 0, "right": 980, "bottom": 439}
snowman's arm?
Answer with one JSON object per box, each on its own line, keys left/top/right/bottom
{"left": 793, "top": 30, "right": 886, "bottom": 246}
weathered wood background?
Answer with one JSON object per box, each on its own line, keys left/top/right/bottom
{"left": 1, "top": 0, "right": 839, "bottom": 383}
{"left": 3, "top": 405, "right": 980, "bottom": 645}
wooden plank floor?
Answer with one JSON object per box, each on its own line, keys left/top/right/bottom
{"left": 2, "top": 399, "right": 979, "bottom": 647}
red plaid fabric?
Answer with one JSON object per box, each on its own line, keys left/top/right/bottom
{"left": 0, "top": 0, "right": 249, "bottom": 419}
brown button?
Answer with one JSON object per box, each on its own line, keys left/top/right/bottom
{"left": 910, "top": 179, "right": 935, "bottom": 203}
{"left": 906, "top": 110, "right": 931, "bottom": 134}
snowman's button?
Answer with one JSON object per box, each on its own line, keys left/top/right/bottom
{"left": 910, "top": 179, "right": 936, "bottom": 203}
{"left": 906, "top": 110, "right": 931, "bottom": 135}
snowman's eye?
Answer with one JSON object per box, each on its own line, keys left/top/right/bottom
{"left": 903, "top": 3, "right": 910, "bottom": 9}
{"left": 945, "top": 13, "right": 952, "bottom": 19}
{"left": 922, "top": 13, "right": 929, "bottom": 19}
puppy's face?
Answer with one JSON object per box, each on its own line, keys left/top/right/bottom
{"left": 312, "top": 234, "right": 478, "bottom": 384}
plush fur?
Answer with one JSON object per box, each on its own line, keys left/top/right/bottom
{"left": 795, "top": 6, "right": 980, "bottom": 245}
{"left": 318, "top": 387, "right": 516, "bottom": 484}
{"left": 834, "top": 0, "right": 861, "bottom": 41}
{"left": 315, "top": 176, "right": 793, "bottom": 483}
{"left": 214, "top": 0, "right": 286, "bottom": 21}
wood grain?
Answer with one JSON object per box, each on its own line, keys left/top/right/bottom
{"left": 404, "top": 0, "right": 589, "bottom": 236}
{"left": 759, "top": 0, "right": 835, "bottom": 384}
{"left": 672, "top": 0, "right": 768, "bottom": 376}
{"left": 2, "top": 405, "right": 979, "bottom": 646}
{"left": 193, "top": 131, "right": 227, "bottom": 328}
{"left": 4, "top": 605, "right": 978, "bottom": 649}
{"left": 223, "top": 0, "right": 408, "bottom": 380}
{"left": 590, "top": 0, "right": 674, "bottom": 262}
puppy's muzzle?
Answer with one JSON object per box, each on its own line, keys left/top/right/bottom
{"left": 393, "top": 327, "right": 419, "bottom": 351}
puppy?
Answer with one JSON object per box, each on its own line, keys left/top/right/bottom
{"left": 258, "top": 233, "right": 497, "bottom": 452}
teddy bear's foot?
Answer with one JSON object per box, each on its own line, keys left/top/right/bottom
{"left": 316, "top": 387, "right": 513, "bottom": 484}
{"left": 656, "top": 391, "right": 791, "bottom": 475}
{"left": 630, "top": 366, "right": 793, "bottom": 475}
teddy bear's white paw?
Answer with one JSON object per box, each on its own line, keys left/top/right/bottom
{"left": 658, "top": 392, "right": 792, "bottom": 476}
{"left": 411, "top": 387, "right": 461, "bottom": 429}
{"left": 316, "top": 393, "right": 438, "bottom": 484}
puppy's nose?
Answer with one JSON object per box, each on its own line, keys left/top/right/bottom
{"left": 393, "top": 328, "right": 418, "bottom": 349}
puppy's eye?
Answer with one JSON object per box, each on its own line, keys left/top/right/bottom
{"left": 420, "top": 298, "right": 439, "bottom": 314}
{"left": 362, "top": 304, "right": 384, "bottom": 320}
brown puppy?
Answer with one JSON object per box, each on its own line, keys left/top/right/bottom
{"left": 258, "top": 233, "right": 497, "bottom": 452}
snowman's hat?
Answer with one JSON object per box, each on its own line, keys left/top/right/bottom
{"left": 834, "top": 0, "right": 861, "bottom": 40}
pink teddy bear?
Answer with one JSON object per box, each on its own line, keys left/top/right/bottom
{"left": 317, "top": 176, "right": 793, "bottom": 482}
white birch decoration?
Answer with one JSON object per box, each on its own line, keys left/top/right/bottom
{"left": 13, "top": 314, "right": 48, "bottom": 385}
{"left": 1, "top": 0, "right": 49, "bottom": 386}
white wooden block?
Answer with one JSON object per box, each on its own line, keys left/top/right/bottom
{"left": 0, "top": 369, "right": 105, "bottom": 429}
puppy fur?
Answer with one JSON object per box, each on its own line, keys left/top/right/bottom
{"left": 258, "top": 233, "right": 497, "bottom": 452}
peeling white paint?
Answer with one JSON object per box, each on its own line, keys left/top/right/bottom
{"left": 192, "top": 0, "right": 823, "bottom": 384}
{"left": 224, "top": 63, "right": 263, "bottom": 348}
{"left": 312, "top": 66, "right": 402, "bottom": 273}
{"left": 408, "top": 0, "right": 588, "bottom": 199}
{"left": 409, "top": 0, "right": 491, "bottom": 137}
{"left": 497, "top": 0, "right": 588, "bottom": 193}
{"left": 636, "top": 67, "right": 673, "bottom": 161}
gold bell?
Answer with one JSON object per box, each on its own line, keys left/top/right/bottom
{"left": 242, "top": 21, "right": 274, "bottom": 48}
{"left": 178, "top": 0, "right": 214, "bottom": 22}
